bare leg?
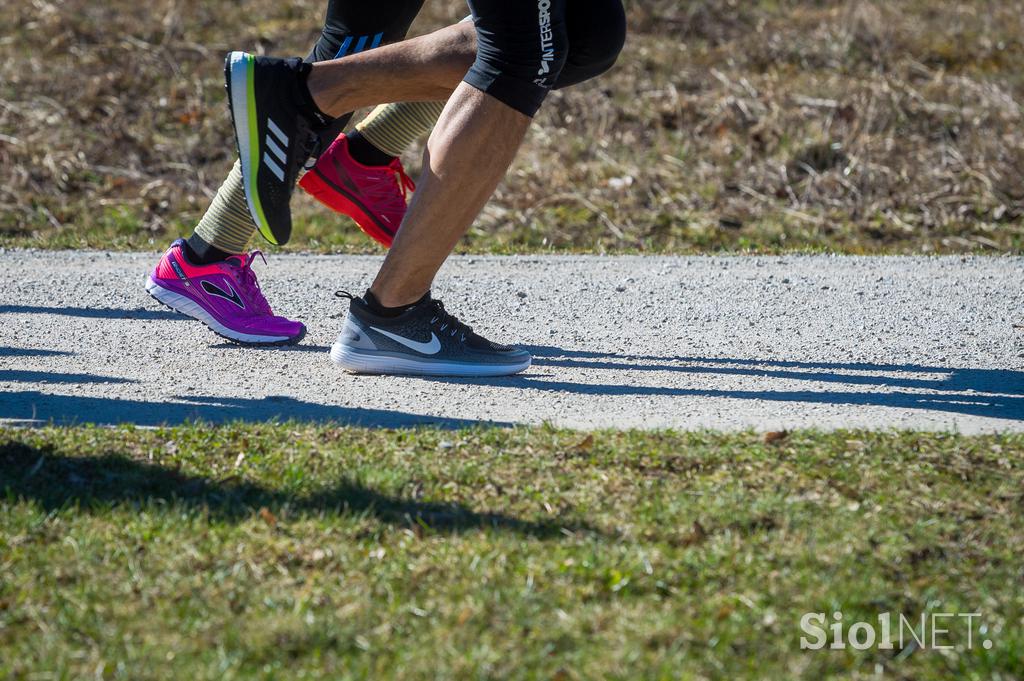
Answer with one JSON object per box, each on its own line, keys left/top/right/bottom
{"left": 368, "top": 83, "right": 532, "bottom": 307}
{"left": 306, "top": 22, "right": 475, "bottom": 117}
{"left": 306, "top": 20, "right": 533, "bottom": 307}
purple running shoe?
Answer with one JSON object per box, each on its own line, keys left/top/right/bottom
{"left": 145, "top": 239, "right": 305, "bottom": 345}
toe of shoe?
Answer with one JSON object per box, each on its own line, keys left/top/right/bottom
{"left": 497, "top": 348, "right": 532, "bottom": 368}
{"left": 241, "top": 317, "right": 305, "bottom": 340}
{"left": 275, "top": 318, "right": 306, "bottom": 339}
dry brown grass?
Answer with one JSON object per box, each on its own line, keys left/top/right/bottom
{"left": 1, "top": 0, "right": 1022, "bottom": 253}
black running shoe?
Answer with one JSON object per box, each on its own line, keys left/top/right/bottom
{"left": 330, "top": 292, "right": 532, "bottom": 377}
{"left": 225, "top": 51, "right": 329, "bottom": 246}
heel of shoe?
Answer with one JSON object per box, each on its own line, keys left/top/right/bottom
{"left": 330, "top": 342, "right": 373, "bottom": 373}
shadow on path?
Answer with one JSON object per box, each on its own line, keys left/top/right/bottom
{"left": 210, "top": 343, "right": 333, "bottom": 353}
{"left": 0, "top": 305, "right": 182, "bottom": 321}
{"left": 0, "top": 347, "right": 74, "bottom": 358}
{"left": 0, "top": 391, "right": 508, "bottom": 429}
{"left": 0, "top": 370, "right": 137, "bottom": 385}
{"left": 526, "top": 357, "right": 1023, "bottom": 396}
{"left": 0, "top": 443, "right": 589, "bottom": 538}
{"left": 445, "top": 349, "right": 1024, "bottom": 422}
{"left": 5, "top": 344, "right": 1021, "bottom": 426}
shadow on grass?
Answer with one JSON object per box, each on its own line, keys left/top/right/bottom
{"left": 0, "top": 442, "right": 591, "bottom": 538}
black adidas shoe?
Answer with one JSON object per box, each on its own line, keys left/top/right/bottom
{"left": 225, "top": 52, "right": 330, "bottom": 246}
{"left": 330, "top": 292, "right": 532, "bottom": 377}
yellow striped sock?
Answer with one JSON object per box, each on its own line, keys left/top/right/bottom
{"left": 192, "top": 160, "right": 257, "bottom": 254}
{"left": 355, "top": 101, "right": 446, "bottom": 158}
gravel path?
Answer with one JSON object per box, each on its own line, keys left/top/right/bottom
{"left": 2, "top": 250, "right": 1022, "bottom": 432}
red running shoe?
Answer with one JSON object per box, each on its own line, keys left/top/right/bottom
{"left": 298, "top": 133, "right": 415, "bottom": 247}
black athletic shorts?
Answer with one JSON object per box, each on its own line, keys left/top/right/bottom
{"left": 465, "top": 0, "right": 626, "bottom": 117}
{"left": 306, "top": 0, "right": 625, "bottom": 128}
{"left": 308, "top": 0, "right": 425, "bottom": 63}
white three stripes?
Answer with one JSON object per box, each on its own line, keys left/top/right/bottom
{"left": 267, "top": 118, "right": 289, "bottom": 146}
{"left": 263, "top": 118, "right": 289, "bottom": 182}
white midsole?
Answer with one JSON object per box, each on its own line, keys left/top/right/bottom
{"left": 227, "top": 51, "right": 268, "bottom": 239}
{"left": 330, "top": 342, "right": 531, "bottom": 377}
{"left": 145, "top": 277, "right": 291, "bottom": 344}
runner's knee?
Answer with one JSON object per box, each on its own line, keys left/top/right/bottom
{"left": 555, "top": 0, "right": 626, "bottom": 90}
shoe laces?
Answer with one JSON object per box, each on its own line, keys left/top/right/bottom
{"left": 428, "top": 299, "right": 472, "bottom": 343}
{"left": 361, "top": 160, "right": 416, "bottom": 216}
{"left": 229, "top": 250, "right": 272, "bottom": 315}
{"left": 336, "top": 291, "right": 471, "bottom": 342}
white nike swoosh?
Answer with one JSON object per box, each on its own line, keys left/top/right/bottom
{"left": 370, "top": 326, "right": 442, "bottom": 355}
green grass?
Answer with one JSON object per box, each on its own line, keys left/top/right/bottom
{"left": 2, "top": 425, "right": 1022, "bottom": 679}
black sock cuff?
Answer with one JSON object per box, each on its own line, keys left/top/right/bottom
{"left": 185, "top": 233, "right": 235, "bottom": 265}
{"left": 346, "top": 130, "right": 397, "bottom": 167}
{"left": 363, "top": 290, "right": 430, "bottom": 317}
